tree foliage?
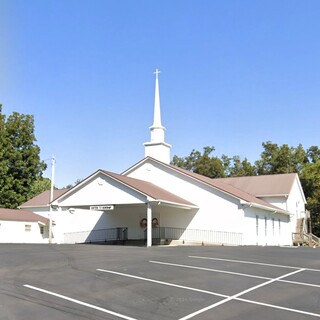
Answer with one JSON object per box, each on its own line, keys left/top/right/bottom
{"left": 172, "top": 147, "right": 225, "bottom": 178}
{"left": 29, "top": 177, "right": 52, "bottom": 200}
{"left": 255, "top": 142, "right": 308, "bottom": 175}
{"left": 0, "top": 105, "right": 47, "bottom": 208}
{"left": 172, "top": 142, "right": 320, "bottom": 236}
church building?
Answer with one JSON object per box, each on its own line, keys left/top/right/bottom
{"left": 20, "top": 70, "right": 308, "bottom": 247}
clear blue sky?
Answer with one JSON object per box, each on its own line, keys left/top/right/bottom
{"left": 1, "top": 1, "right": 319, "bottom": 188}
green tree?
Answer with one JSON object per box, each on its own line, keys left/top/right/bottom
{"left": 255, "top": 141, "right": 308, "bottom": 175}
{"left": 222, "top": 155, "right": 257, "bottom": 177}
{"left": 28, "top": 177, "right": 52, "bottom": 200}
{"left": 0, "top": 106, "right": 47, "bottom": 208}
{"left": 300, "top": 154, "right": 320, "bottom": 236}
{"left": 172, "top": 146, "right": 225, "bottom": 178}
{"left": 307, "top": 146, "right": 320, "bottom": 163}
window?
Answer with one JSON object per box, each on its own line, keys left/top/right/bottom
{"left": 25, "top": 224, "right": 32, "bottom": 232}
{"left": 272, "top": 218, "right": 275, "bottom": 236}
{"left": 40, "top": 226, "right": 44, "bottom": 235}
{"left": 256, "top": 215, "right": 259, "bottom": 236}
{"left": 278, "top": 219, "right": 281, "bottom": 236}
{"left": 265, "top": 217, "right": 267, "bottom": 236}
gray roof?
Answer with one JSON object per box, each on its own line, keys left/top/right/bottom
{"left": 20, "top": 189, "right": 69, "bottom": 208}
{"left": 216, "top": 173, "right": 297, "bottom": 197}
{"left": 0, "top": 208, "right": 50, "bottom": 225}
{"left": 166, "top": 164, "right": 287, "bottom": 212}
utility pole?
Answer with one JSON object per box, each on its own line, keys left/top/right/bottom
{"left": 49, "top": 155, "right": 55, "bottom": 244}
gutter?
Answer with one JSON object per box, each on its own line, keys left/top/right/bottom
{"left": 240, "top": 200, "right": 289, "bottom": 216}
{"left": 148, "top": 199, "right": 198, "bottom": 210}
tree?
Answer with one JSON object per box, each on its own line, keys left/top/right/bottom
{"left": 172, "top": 147, "right": 256, "bottom": 178}
{"left": 255, "top": 141, "right": 308, "bottom": 175}
{"left": 0, "top": 105, "right": 47, "bottom": 208}
{"left": 62, "top": 178, "right": 83, "bottom": 189}
{"left": 222, "top": 155, "right": 257, "bottom": 177}
{"left": 29, "top": 177, "right": 52, "bottom": 200}
{"left": 172, "top": 146, "right": 225, "bottom": 178}
{"left": 307, "top": 146, "right": 320, "bottom": 163}
{"left": 300, "top": 158, "right": 320, "bottom": 236}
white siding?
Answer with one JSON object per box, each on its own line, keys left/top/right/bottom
{"left": 0, "top": 220, "right": 49, "bottom": 243}
{"left": 242, "top": 207, "right": 291, "bottom": 246}
{"left": 126, "top": 160, "right": 245, "bottom": 235}
{"left": 126, "top": 160, "right": 295, "bottom": 246}
{"left": 56, "top": 174, "right": 146, "bottom": 207}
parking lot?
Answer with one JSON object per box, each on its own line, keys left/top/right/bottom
{"left": 0, "top": 244, "right": 319, "bottom": 319}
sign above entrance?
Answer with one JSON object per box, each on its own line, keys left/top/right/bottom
{"left": 90, "top": 205, "right": 114, "bottom": 211}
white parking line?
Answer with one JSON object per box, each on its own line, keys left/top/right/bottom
{"left": 149, "top": 260, "right": 270, "bottom": 280}
{"left": 98, "top": 266, "right": 320, "bottom": 320}
{"left": 24, "top": 285, "right": 137, "bottom": 320}
{"left": 236, "top": 297, "right": 320, "bottom": 318}
{"left": 279, "top": 279, "right": 320, "bottom": 288}
{"left": 189, "top": 256, "right": 320, "bottom": 272}
{"left": 96, "top": 268, "right": 228, "bottom": 298}
{"left": 179, "top": 269, "right": 308, "bottom": 320}
{"left": 151, "top": 260, "right": 320, "bottom": 289}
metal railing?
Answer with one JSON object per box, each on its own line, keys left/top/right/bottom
{"left": 144, "top": 227, "right": 243, "bottom": 246}
{"left": 292, "top": 232, "right": 320, "bottom": 246}
{"left": 64, "top": 227, "right": 128, "bottom": 244}
{"left": 309, "top": 233, "right": 320, "bottom": 246}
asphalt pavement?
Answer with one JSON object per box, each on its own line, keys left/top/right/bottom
{"left": 0, "top": 244, "right": 319, "bottom": 320}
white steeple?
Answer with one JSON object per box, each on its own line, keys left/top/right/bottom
{"left": 144, "top": 69, "right": 171, "bottom": 163}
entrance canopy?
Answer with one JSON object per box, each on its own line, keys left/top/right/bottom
{"left": 52, "top": 170, "right": 196, "bottom": 210}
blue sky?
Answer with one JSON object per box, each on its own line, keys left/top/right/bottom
{"left": 1, "top": 0, "right": 320, "bottom": 188}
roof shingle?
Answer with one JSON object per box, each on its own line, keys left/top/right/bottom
{"left": 0, "top": 208, "right": 49, "bottom": 225}
{"left": 20, "top": 189, "right": 69, "bottom": 207}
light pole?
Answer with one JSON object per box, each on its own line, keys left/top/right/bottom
{"left": 48, "top": 155, "right": 55, "bottom": 244}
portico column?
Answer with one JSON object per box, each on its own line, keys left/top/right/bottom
{"left": 147, "top": 202, "right": 152, "bottom": 247}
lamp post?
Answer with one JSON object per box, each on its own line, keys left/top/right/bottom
{"left": 48, "top": 155, "right": 55, "bottom": 244}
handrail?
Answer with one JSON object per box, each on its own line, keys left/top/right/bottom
{"left": 144, "top": 226, "right": 242, "bottom": 246}
{"left": 64, "top": 227, "right": 128, "bottom": 244}
{"left": 292, "top": 232, "right": 320, "bottom": 246}
{"left": 308, "top": 233, "right": 320, "bottom": 245}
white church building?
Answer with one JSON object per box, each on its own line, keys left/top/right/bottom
{"left": 20, "top": 70, "right": 308, "bottom": 247}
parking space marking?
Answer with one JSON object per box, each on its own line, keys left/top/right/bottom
{"left": 151, "top": 260, "right": 320, "bottom": 289}
{"left": 189, "top": 256, "right": 320, "bottom": 272}
{"left": 96, "top": 268, "right": 228, "bottom": 298}
{"left": 236, "top": 297, "right": 320, "bottom": 318}
{"left": 179, "top": 268, "right": 306, "bottom": 320}
{"left": 149, "top": 260, "right": 270, "bottom": 280}
{"left": 24, "top": 284, "right": 137, "bottom": 320}
{"left": 279, "top": 278, "right": 320, "bottom": 288}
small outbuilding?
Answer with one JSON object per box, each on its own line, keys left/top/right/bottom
{"left": 0, "top": 209, "right": 50, "bottom": 243}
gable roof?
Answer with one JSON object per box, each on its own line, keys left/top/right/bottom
{"left": 20, "top": 189, "right": 70, "bottom": 208}
{"left": 215, "top": 173, "right": 297, "bottom": 197}
{"left": 52, "top": 170, "right": 196, "bottom": 209}
{"left": 102, "top": 171, "right": 196, "bottom": 207}
{"left": 0, "top": 209, "right": 50, "bottom": 225}
{"left": 123, "top": 157, "right": 290, "bottom": 215}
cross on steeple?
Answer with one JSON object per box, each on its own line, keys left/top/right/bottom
{"left": 153, "top": 68, "right": 161, "bottom": 78}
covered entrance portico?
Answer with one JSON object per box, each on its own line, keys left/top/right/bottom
{"left": 59, "top": 201, "right": 197, "bottom": 246}
{"left": 50, "top": 170, "right": 196, "bottom": 246}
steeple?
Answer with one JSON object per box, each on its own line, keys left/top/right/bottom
{"left": 144, "top": 69, "right": 171, "bottom": 164}
{"left": 150, "top": 69, "right": 165, "bottom": 142}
